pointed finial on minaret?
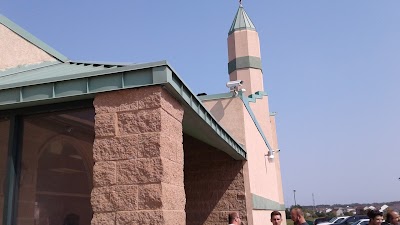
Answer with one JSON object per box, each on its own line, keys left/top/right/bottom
{"left": 239, "top": 0, "right": 243, "bottom": 7}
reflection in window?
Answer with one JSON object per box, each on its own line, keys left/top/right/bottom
{"left": 0, "top": 118, "right": 10, "bottom": 224}
{"left": 17, "top": 108, "right": 94, "bottom": 225}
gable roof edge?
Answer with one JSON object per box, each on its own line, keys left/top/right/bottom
{"left": 0, "top": 14, "right": 68, "bottom": 62}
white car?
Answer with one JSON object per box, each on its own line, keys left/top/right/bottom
{"left": 351, "top": 219, "right": 369, "bottom": 225}
{"left": 318, "top": 217, "right": 350, "bottom": 225}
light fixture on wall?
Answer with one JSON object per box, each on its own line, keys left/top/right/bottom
{"left": 265, "top": 149, "right": 280, "bottom": 162}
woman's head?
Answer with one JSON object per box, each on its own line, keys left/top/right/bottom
{"left": 367, "top": 210, "right": 384, "bottom": 225}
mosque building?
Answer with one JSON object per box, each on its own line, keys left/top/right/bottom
{"left": 0, "top": 3, "right": 285, "bottom": 225}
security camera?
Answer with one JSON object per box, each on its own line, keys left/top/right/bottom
{"left": 226, "top": 80, "right": 243, "bottom": 89}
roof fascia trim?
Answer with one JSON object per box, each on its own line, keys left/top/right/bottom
{"left": 197, "top": 92, "right": 234, "bottom": 101}
{"left": 0, "top": 14, "right": 68, "bottom": 62}
{"left": 0, "top": 61, "right": 169, "bottom": 90}
{"left": 0, "top": 61, "right": 246, "bottom": 160}
{"left": 153, "top": 66, "right": 246, "bottom": 159}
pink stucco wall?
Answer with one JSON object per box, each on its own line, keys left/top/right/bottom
{"left": 228, "top": 30, "right": 261, "bottom": 61}
{"left": 0, "top": 24, "right": 56, "bottom": 71}
{"left": 270, "top": 115, "right": 285, "bottom": 203}
{"left": 249, "top": 97, "right": 274, "bottom": 142}
{"left": 202, "top": 98, "right": 246, "bottom": 145}
{"left": 241, "top": 104, "right": 280, "bottom": 201}
{"left": 229, "top": 68, "right": 264, "bottom": 96}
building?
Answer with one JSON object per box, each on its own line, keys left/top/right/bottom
{"left": 0, "top": 4, "right": 285, "bottom": 225}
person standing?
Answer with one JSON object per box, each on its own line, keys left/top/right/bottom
{"left": 386, "top": 210, "right": 400, "bottom": 225}
{"left": 290, "top": 207, "right": 308, "bottom": 225}
{"left": 367, "top": 209, "right": 384, "bottom": 225}
{"left": 271, "top": 211, "right": 283, "bottom": 225}
{"left": 228, "top": 211, "right": 241, "bottom": 225}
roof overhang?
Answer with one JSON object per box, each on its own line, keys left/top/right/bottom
{"left": 0, "top": 61, "right": 246, "bottom": 160}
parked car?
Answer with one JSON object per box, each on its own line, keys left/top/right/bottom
{"left": 315, "top": 217, "right": 333, "bottom": 225}
{"left": 352, "top": 219, "right": 370, "bottom": 225}
{"left": 334, "top": 215, "right": 369, "bottom": 225}
{"left": 318, "top": 217, "right": 349, "bottom": 225}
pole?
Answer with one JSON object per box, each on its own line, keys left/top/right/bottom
{"left": 293, "top": 190, "right": 297, "bottom": 206}
{"left": 312, "top": 193, "right": 316, "bottom": 212}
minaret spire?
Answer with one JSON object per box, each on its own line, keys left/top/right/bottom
{"left": 227, "top": 4, "right": 263, "bottom": 94}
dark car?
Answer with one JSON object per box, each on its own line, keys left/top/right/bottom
{"left": 314, "top": 217, "right": 333, "bottom": 225}
{"left": 334, "top": 215, "right": 369, "bottom": 225}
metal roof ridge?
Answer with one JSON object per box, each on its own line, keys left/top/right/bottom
{"left": 0, "top": 60, "right": 169, "bottom": 90}
{"left": 69, "top": 60, "right": 137, "bottom": 67}
{"left": 0, "top": 61, "right": 63, "bottom": 78}
{"left": 0, "top": 14, "right": 68, "bottom": 62}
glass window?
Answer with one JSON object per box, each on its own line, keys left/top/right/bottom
{"left": 0, "top": 118, "right": 10, "bottom": 224}
{"left": 330, "top": 218, "right": 338, "bottom": 223}
{"left": 16, "top": 108, "right": 94, "bottom": 225}
{"left": 336, "top": 218, "right": 346, "bottom": 224}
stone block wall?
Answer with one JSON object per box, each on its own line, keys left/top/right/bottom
{"left": 92, "top": 86, "right": 185, "bottom": 225}
{"left": 184, "top": 134, "right": 248, "bottom": 225}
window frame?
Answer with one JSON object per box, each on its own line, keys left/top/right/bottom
{"left": 1, "top": 99, "right": 93, "bottom": 225}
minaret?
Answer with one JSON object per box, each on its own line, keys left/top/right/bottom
{"left": 228, "top": 3, "right": 263, "bottom": 94}
{"left": 228, "top": 3, "right": 273, "bottom": 139}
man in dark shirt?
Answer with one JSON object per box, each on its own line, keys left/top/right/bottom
{"left": 291, "top": 207, "right": 308, "bottom": 225}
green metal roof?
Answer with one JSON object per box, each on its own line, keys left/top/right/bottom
{"left": 0, "top": 14, "right": 68, "bottom": 62}
{"left": 228, "top": 5, "right": 256, "bottom": 35}
{"left": 0, "top": 60, "right": 246, "bottom": 160}
{"left": 0, "top": 61, "right": 127, "bottom": 89}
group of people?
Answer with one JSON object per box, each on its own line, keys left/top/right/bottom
{"left": 227, "top": 210, "right": 285, "bottom": 225}
{"left": 227, "top": 208, "right": 400, "bottom": 225}
{"left": 367, "top": 209, "right": 399, "bottom": 225}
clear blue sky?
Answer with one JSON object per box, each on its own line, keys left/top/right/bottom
{"left": 2, "top": 1, "right": 400, "bottom": 206}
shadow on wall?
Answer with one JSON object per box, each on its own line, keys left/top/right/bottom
{"left": 208, "top": 98, "right": 234, "bottom": 122}
{"left": 184, "top": 134, "right": 247, "bottom": 225}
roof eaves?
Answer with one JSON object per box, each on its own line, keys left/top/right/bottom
{"left": 69, "top": 60, "right": 136, "bottom": 67}
{"left": 0, "top": 14, "right": 68, "bottom": 62}
{"left": 0, "top": 60, "right": 246, "bottom": 160}
{"left": 153, "top": 64, "right": 247, "bottom": 160}
{"left": 0, "top": 60, "right": 169, "bottom": 91}
{"left": 198, "top": 92, "right": 234, "bottom": 101}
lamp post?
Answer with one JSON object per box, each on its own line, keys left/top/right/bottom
{"left": 293, "top": 189, "right": 297, "bottom": 206}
